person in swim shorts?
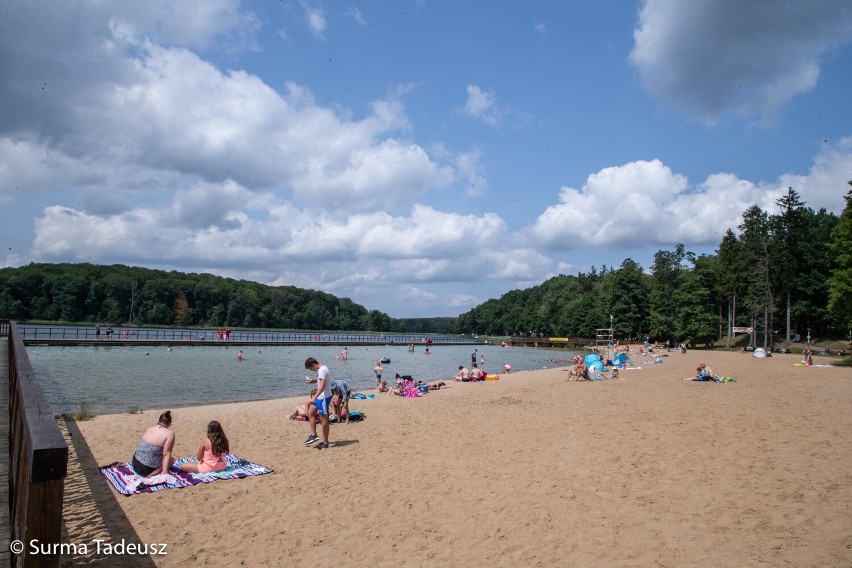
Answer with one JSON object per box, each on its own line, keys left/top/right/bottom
{"left": 374, "top": 362, "right": 383, "bottom": 388}
{"left": 304, "top": 357, "right": 332, "bottom": 450}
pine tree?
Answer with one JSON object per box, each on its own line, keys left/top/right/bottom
{"left": 771, "top": 188, "right": 808, "bottom": 343}
{"left": 827, "top": 185, "right": 852, "bottom": 336}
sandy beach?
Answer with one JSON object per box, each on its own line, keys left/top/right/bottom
{"left": 58, "top": 348, "right": 852, "bottom": 567}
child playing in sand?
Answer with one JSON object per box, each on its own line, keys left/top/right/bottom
{"left": 180, "top": 420, "right": 230, "bottom": 473}
{"left": 377, "top": 380, "right": 389, "bottom": 393}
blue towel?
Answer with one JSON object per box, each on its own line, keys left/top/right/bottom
{"left": 351, "top": 393, "right": 375, "bottom": 399}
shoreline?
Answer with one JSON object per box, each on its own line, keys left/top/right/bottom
{"left": 61, "top": 349, "right": 852, "bottom": 567}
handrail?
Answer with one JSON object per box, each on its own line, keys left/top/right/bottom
{"left": 6, "top": 320, "right": 68, "bottom": 567}
{"left": 15, "top": 325, "right": 472, "bottom": 344}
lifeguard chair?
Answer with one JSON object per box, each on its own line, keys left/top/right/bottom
{"left": 595, "top": 328, "right": 614, "bottom": 364}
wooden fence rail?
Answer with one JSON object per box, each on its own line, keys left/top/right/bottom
{"left": 4, "top": 321, "right": 68, "bottom": 567}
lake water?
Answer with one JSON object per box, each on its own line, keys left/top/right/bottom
{"left": 26, "top": 343, "right": 578, "bottom": 415}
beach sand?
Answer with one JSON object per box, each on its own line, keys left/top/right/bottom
{"left": 59, "top": 348, "right": 852, "bottom": 567}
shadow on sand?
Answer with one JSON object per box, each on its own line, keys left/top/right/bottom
{"left": 59, "top": 418, "right": 158, "bottom": 567}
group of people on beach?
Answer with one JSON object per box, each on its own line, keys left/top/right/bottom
{"left": 132, "top": 410, "right": 230, "bottom": 477}
{"left": 133, "top": 350, "right": 512, "bottom": 467}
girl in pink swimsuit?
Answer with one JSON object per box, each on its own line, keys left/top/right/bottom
{"left": 180, "top": 420, "right": 230, "bottom": 473}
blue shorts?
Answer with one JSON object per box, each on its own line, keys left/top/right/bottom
{"left": 312, "top": 397, "right": 331, "bottom": 416}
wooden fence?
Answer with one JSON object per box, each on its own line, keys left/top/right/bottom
{"left": 18, "top": 325, "right": 475, "bottom": 346}
{"left": 5, "top": 321, "right": 68, "bottom": 567}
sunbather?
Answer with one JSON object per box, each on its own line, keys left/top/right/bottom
{"left": 452, "top": 365, "right": 470, "bottom": 381}
{"left": 289, "top": 389, "right": 317, "bottom": 420}
{"left": 684, "top": 367, "right": 716, "bottom": 381}
{"left": 566, "top": 361, "right": 588, "bottom": 381}
{"left": 180, "top": 420, "right": 229, "bottom": 473}
{"left": 698, "top": 362, "right": 716, "bottom": 379}
{"left": 131, "top": 410, "right": 175, "bottom": 477}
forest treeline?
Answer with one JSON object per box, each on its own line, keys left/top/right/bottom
{"left": 0, "top": 260, "right": 461, "bottom": 333}
{"left": 0, "top": 263, "right": 407, "bottom": 331}
{"left": 2, "top": 188, "right": 850, "bottom": 343}
{"left": 455, "top": 187, "right": 852, "bottom": 347}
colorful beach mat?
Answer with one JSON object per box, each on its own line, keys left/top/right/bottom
{"left": 100, "top": 454, "right": 273, "bottom": 496}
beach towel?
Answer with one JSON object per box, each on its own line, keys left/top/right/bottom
{"left": 351, "top": 393, "right": 375, "bottom": 399}
{"left": 99, "top": 454, "right": 273, "bottom": 496}
{"left": 403, "top": 385, "right": 422, "bottom": 398}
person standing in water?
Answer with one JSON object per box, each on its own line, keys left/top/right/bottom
{"left": 374, "top": 361, "right": 383, "bottom": 388}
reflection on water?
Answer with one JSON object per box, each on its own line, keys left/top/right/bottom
{"left": 27, "top": 343, "right": 578, "bottom": 415}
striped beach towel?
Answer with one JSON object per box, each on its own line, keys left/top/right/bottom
{"left": 100, "top": 454, "right": 273, "bottom": 496}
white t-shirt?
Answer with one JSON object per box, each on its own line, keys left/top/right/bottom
{"left": 316, "top": 365, "right": 333, "bottom": 400}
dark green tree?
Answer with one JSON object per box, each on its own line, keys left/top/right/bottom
{"left": 649, "top": 244, "right": 691, "bottom": 344}
{"left": 738, "top": 205, "right": 774, "bottom": 347}
{"left": 770, "top": 188, "right": 808, "bottom": 342}
{"left": 674, "top": 266, "right": 718, "bottom": 347}
{"left": 601, "top": 258, "right": 649, "bottom": 340}
{"left": 827, "top": 185, "right": 852, "bottom": 335}
{"left": 716, "top": 229, "right": 748, "bottom": 347}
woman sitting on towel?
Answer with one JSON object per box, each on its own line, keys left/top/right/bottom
{"left": 181, "top": 420, "right": 230, "bottom": 473}
{"left": 132, "top": 410, "right": 176, "bottom": 477}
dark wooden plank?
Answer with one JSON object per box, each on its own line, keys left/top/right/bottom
{"left": 1, "top": 337, "right": 12, "bottom": 567}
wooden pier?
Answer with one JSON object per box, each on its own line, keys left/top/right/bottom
{"left": 510, "top": 336, "right": 593, "bottom": 349}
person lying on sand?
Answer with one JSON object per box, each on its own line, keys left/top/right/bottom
{"left": 418, "top": 380, "right": 449, "bottom": 391}
{"left": 289, "top": 389, "right": 317, "bottom": 420}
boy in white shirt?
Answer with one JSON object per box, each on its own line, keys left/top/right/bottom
{"left": 304, "top": 357, "right": 333, "bottom": 450}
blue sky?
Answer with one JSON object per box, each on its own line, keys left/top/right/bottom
{"left": 2, "top": 0, "right": 852, "bottom": 317}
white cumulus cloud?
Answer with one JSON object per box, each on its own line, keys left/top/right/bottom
{"left": 463, "top": 85, "right": 502, "bottom": 126}
{"left": 630, "top": 0, "right": 852, "bottom": 122}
